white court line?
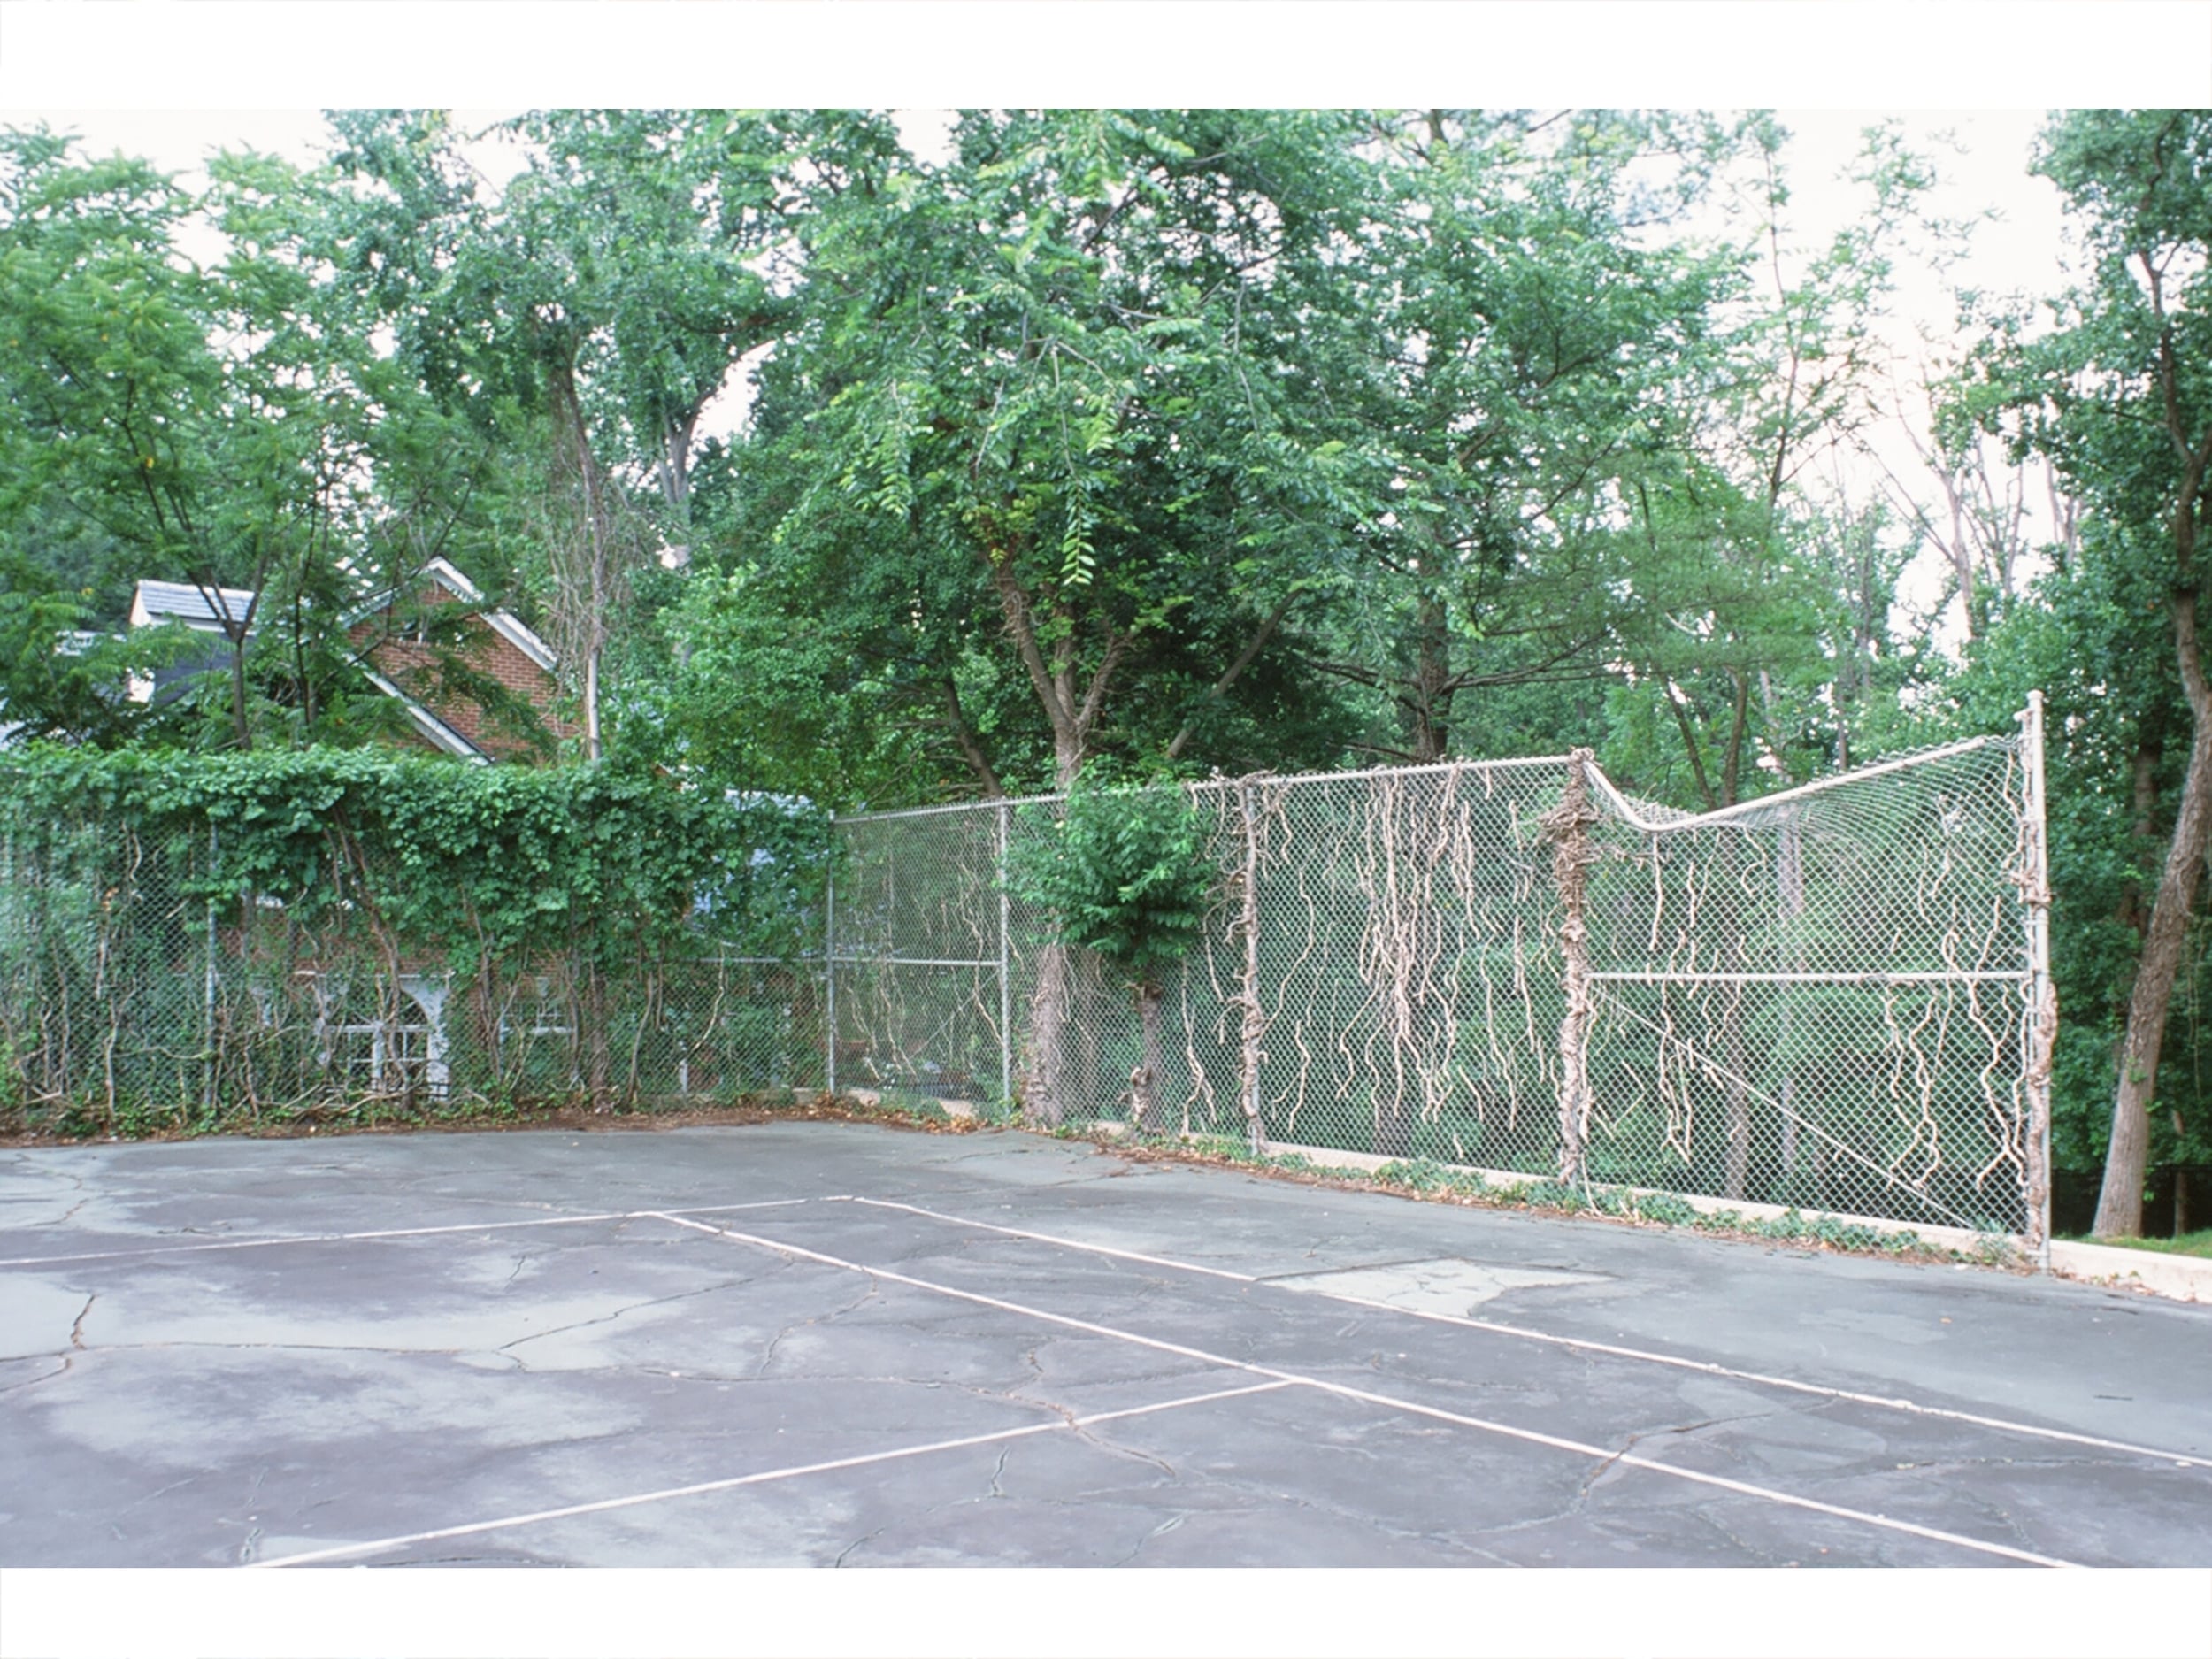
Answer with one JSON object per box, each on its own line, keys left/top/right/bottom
{"left": 651, "top": 1211, "right": 2078, "bottom": 1568}
{"left": 0, "top": 1197, "right": 822, "bottom": 1269}
{"left": 848, "top": 1195, "right": 2212, "bottom": 1473}
{"left": 837, "top": 1196, "right": 1256, "bottom": 1282}
{"left": 250, "top": 1378, "right": 1294, "bottom": 1568}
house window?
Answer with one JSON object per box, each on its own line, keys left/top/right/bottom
{"left": 326, "top": 1017, "right": 437, "bottom": 1095}
{"left": 308, "top": 972, "right": 450, "bottom": 1099}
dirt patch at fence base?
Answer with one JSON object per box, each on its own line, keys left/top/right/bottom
{"left": 0, "top": 1091, "right": 987, "bottom": 1151}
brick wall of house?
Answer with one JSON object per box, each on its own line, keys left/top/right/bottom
{"left": 348, "top": 584, "right": 578, "bottom": 762}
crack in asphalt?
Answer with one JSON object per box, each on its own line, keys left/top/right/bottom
{"left": 1064, "top": 1417, "right": 1178, "bottom": 1479}
{"left": 0, "top": 1356, "right": 72, "bottom": 1395}
{"left": 497, "top": 1281, "right": 749, "bottom": 1356}
{"left": 757, "top": 1279, "right": 880, "bottom": 1379}
{"left": 114, "top": 1471, "right": 218, "bottom": 1518}
{"left": 1578, "top": 1412, "right": 1762, "bottom": 1498}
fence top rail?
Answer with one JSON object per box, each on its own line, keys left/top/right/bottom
{"left": 835, "top": 754, "right": 1580, "bottom": 826}
{"left": 1584, "top": 734, "right": 2006, "bottom": 836}
{"left": 834, "top": 726, "right": 2016, "bottom": 832}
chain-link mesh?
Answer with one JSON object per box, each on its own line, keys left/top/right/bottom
{"left": 0, "top": 816, "right": 212, "bottom": 1125}
{"left": 1, "top": 723, "right": 2050, "bottom": 1240}
{"left": 1578, "top": 738, "right": 2038, "bottom": 1234}
{"left": 831, "top": 803, "right": 1008, "bottom": 1102}
{"left": 836, "top": 729, "right": 2049, "bottom": 1240}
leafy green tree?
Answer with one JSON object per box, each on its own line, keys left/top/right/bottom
{"left": 1967, "top": 111, "right": 2212, "bottom": 1235}
{"left": 321, "top": 110, "right": 803, "bottom": 759}
{"left": 1939, "top": 540, "right": 2193, "bottom": 1196}
{"left": 1007, "top": 780, "right": 1216, "bottom": 1127}
{"left": 731, "top": 109, "right": 1373, "bottom": 800}
{"left": 0, "top": 555, "right": 188, "bottom": 745}
{"left": 1300, "top": 111, "right": 1742, "bottom": 769}
{"left": 0, "top": 131, "right": 463, "bottom": 753}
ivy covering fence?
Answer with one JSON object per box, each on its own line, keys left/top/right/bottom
{"left": 831, "top": 715, "right": 2055, "bottom": 1245}
{"left": 0, "top": 749, "right": 831, "bottom": 1133}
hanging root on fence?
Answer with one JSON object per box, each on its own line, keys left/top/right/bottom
{"left": 1543, "top": 750, "right": 1599, "bottom": 1188}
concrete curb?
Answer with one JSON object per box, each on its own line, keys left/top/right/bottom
{"left": 1212, "top": 1137, "right": 2015, "bottom": 1257}
{"left": 1259, "top": 1141, "right": 2212, "bottom": 1302}
{"left": 2047, "top": 1240, "right": 2211, "bottom": 1302}
{"left": 836, "top": 1087, "right": 979, "bottom": 1120}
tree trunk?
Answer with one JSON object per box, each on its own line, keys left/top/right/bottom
{"left": 1547, "top": 752, "right": 1597, "bottom": 1186}
{"left": 548, "top": 352, "right": 614, "bottom": 761}
{"left": 2096, "top": 595, "right": 2212, "bottom": 1236}
{"left": 1720, "top": 668, "right": 1751, "bottom": 808}
{"left": 1133, "top": 979, "right": 1164, "bottom": 1131}
{"left": 1409, "top": 593, "right": 1452, "bottom": 764}
{"left": 584, "top": 959, "right": 613, "bottom": 1111}
{"left": 2097, "top": 243, "right": 2212, "bottom": 1237}
{"left": 1024, "top": 944, "right": 1070, "bottom": 1126}
{"left": 1663, "top": 678, "right": 1718, "bottom": 812}
{"left": 227, "top": 637, "right": 253, "bottom": 752}
{"left": 583, "top": 644, "right": 602, "bottom": 763}
{"left": 983, "top": 533, "right": 1135, "bottom": 1129}
{"left": 1022, "top": 737, "right": 1089, "bottom": 1126}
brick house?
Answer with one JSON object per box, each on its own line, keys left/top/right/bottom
{"left": 342, "top": 558, "right": 576, "bottom": 764}
{"left": 120, "top": 563, "right": 580, "bottom": 1099}
{"left": 128, "top": 558, "right": 574, "bottom": 764}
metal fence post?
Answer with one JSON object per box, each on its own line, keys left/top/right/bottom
{"left": 2020, "top": 692, "right": 2057, "bottom": 1263}
{"left": 996, "top": 800, "right": 1012, "bottom": 1109}
{"left": 825, "top": 812, "right": 837, "bottom": 1098}
{"left": 1547, "top": 751, "right": 1597, "bottom": 1188}
{"left": 203, "top": 822, "right": 219, "bottom": 1118}
{"left": 1238, "top": 780, "right": 1263, "bottom": 1151}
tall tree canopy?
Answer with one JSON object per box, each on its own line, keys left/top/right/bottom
{"left": 1964, "top": 109, "right": 2212, "bottom": 1236}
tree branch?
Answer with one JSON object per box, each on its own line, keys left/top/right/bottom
{"left": 1164, "top": 594, "right": 1295, "bottom": 761}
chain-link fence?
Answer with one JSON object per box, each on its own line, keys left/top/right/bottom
{"left": 832, "top": 707, "right": 2053, "bottom": 1245}
{"left": 0, "top": 817, "right": 827, "bottom": 1133}
{"left": 0, "top": 706, "right": 2053, "bottom": 1242}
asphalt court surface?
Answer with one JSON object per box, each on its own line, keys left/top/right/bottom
{"left": 3, "top": 1123, "right": 2209, "bottom": 1568}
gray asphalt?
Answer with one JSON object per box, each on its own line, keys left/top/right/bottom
{"left": 2, "top": 1122, "right": 2207, "bottom": 1568}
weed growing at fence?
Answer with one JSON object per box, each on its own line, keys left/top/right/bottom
{"left": 1006, "top": 779, "right": 1216, "bottom": 1128}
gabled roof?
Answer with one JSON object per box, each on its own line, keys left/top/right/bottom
{"left": 122, "top": 560, "right": 563, "bottom": 764}
{"left": 346, "top": 557, "right": 558, "bottom": 677}
{"left": 357, "top": 664, "right": 494, "bottom": 767}
{"left": 129, "top": 580, "right": 257, "bottom": 632}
